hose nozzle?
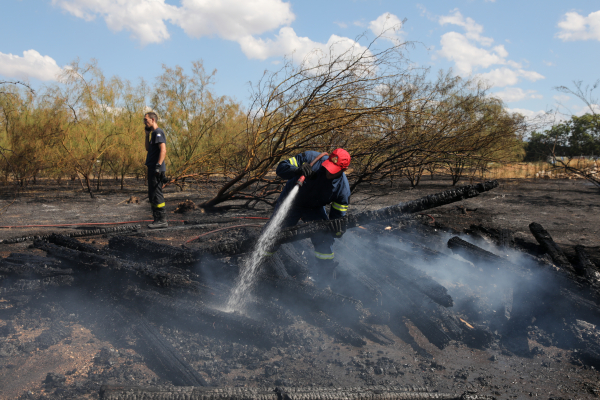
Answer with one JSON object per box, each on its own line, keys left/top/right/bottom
{"left": 297, "top": 176, "right": 306, "bottom": 187}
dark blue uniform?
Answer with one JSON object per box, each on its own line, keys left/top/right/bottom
{"left": 145, "top": 128, "right": 167, "bottom": 210}
{"left": 268, "top": 151, "right": 350, "bottom": 261}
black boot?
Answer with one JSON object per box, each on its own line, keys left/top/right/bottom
{"left": 148, "top": 209, "right": 168, "bottom": 229}
{"left": 314, "top": 259, "right": 338, "bottom": 289}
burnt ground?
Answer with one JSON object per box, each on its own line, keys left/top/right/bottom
{"left": 0, "top": 176, "right": 599, "bottom": 400}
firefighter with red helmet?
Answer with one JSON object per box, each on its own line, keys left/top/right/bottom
{"left": 265, "top": 149, "right": 351, "bottom": 282}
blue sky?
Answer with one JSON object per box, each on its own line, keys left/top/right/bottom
{"left": 1, "top": 0, "right": 599, "bottom": 121}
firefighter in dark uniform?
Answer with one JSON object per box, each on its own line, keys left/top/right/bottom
{"left": 144, "top": 112, "right": 168, "bottom": 229}
{"left": 266, "top": 148, "right": 351, "bottom": 281}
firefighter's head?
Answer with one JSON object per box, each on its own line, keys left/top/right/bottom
{"left": 322, "top": 148, "right": 350, "bottom": 179}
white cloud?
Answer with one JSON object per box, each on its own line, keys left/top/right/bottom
{"left": 439, "top": 9, "right": 493, "bottom": 46}
{"left": 52, "top": 0, "right": 295, "bottom": 45}
{"left": 52, "top": 0, "right": 179, "bottom": 45}
{"left": 505, "top": 107, "right": 547, "bottom": 119}
{"left": 572, "top": 103, "right": 600, "bottom": 116}
{"left": 543, "top": 60, "right": 555, "bottom": 67}
{"left": 556, "top": 10, "right": 600, "bottom": 42}
{"left": 238, "top": 28, "right": 370, "bottom": 67}
{"left": 334, "top": 21, "right": 348, "bottom": 29}
{"left": 438, "top": 32, "right": 505, "bottom": 75}
{"left": 553, "top": 94, "right": 571, "bottom": 102}
{"left": 493, "top": 88, "right": 542, "bottom": 103}
{"left": 477, "top": 67, "right": 544, "bottom": 87}
{"left": 369, "top": 12, "right": 404, "bottom": 44}
{"left": 52, "top": 0, "right": 372, "bottom": 67}
{"left": 0, "top": 50, "right": 64, "bottom": 81}
{"left": 436, "top": 10, "right": 543, "bottom": 88}
{"left": 175, "top": 0, "right": 294, "bottom": 41}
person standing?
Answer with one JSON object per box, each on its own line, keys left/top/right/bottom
{"left": 144, "top": 112, "right": 168, "bottom": 229}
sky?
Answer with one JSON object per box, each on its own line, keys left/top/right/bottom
{"left": 1, "top": 0, "right": 599, "bottom": 123}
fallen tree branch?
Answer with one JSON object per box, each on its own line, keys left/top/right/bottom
{"left": 192, "top": 181, "right": 499, "bottom": 257}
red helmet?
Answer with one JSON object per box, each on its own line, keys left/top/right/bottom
{"left": 322, "top": 148, "right": 351, "bottom": 174}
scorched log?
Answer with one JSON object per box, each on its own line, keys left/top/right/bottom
{"left": 32, "top": 240, "right": 202, "bottom": 292}
{"left": 128, "top": 288, "right": 292, "bottom": 344}
{"left": 113, "top": 306, "right": 208, "bottom": 387}
{"left": 192, "top": 181, "right": 499, "bottom": 257}
{"left": 100, "top": 385, "right": 485, "bottom": 400}
{"left": 574, "top": 244, "right": 600, "bottom": 283}
{"left": 529, "top": 222, "right": 575, "bottom": 273}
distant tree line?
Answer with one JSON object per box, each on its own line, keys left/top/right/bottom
{"left": 0, "top": 39, "right": 526, "bottom": 207}
{"left": 525, "top": 113, "right": 600, "bottom": 162}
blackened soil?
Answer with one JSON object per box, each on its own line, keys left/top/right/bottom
{"left": 0, "top": 177, "right": 599, "bottom": 399}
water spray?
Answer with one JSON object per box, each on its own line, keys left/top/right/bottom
{"left": 225, "top": 152, "right": 329, "bottom": 312}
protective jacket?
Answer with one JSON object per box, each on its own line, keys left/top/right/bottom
{"left": 276, "top": 151, "right": 350, "bottom": 219}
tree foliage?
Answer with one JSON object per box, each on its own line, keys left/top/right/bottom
{"left": 0, "top": 42, "right": 527, "bottom": 203}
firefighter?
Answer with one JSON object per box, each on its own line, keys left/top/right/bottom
{"left": 144, "top": 112, "right": 168, "bottom": 229}
{"left": 266, "top": 149, "right": 351, "bottom": 282}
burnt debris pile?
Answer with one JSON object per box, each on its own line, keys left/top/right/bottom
{"left": 1, "top": 180, "right": 600, "bottom": 398}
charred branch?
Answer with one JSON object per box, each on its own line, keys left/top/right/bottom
{"left": 47, "top": 233, "right": 101, "bottom": 254}
{"left": 113, "top": 306, "right": 208, "bottom": 387}
{"left": 447, "top": 237, "right": 521, "bottom": 272}
{"left": 99, "top": 385, "right": 482, "bottom": 400}
{"left": 574, "top": 245, "right": 600, "bottom": 283}
{"left": 0, "top": 224, "right": 141, "bottom": 245}
{"left": 32, "top": 240, "right": 202, "bottom": 292}
{"left": 256, "top": 275, "right": 367, "bottom": 325}
{"left": 128, "top": 288, "right": 292, "bottom": 345}
{"left": 193, "top": 181, "right": 499, "bottom": 257}
{"left": 529, "top": 222, "right": 575, "bottom": 273}
{"left": 108, "top": 236, "right": 187, "bottom": 263}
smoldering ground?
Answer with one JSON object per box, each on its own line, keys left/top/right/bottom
{"left": 2, "top": 179, "right": 600, "bottom": 399}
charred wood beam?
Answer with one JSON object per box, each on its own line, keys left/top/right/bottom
{"left": 193, "top": 181, "right": 499, "bottom": 257}
{"left": 0, "top": 254, "right": 72, "bottom": 279}
{"left": 569, "top": 319, "right": 600, "bottom": 369}
{"left": 47, "top": 233, "right": 101, "bottom": 254}
{"left": 100, "top": 385, "right": 484, "bottom": 400}
{"left": 574, "top": 245, "right": 600, "bottom": 283}
{"left": 333, "top": 242, "right": 453, "bottom": 349}
{"left": 309, "top": 311, "right": 367, "bottom": 347}
{"left": 276, "top": 243, "right": 310, "bottom": 279}
{"left": 371, "top": 245, "right": 453, "bottom": 307}
{"left": 113, "top": 306, "right": 208, "bottom": 387}
{"left": 447, "top": 237, "right": 522, "bottom": 272}
{"left": 0, "top": 224, "right": 141, "bottom": 245}
{"left": 467, "top": 225, "right": 514, "bottom": 249}
{"left": 0, "top": 264, "right": 73, "bottom": 279}
{"left": 128, "top": 288, "right": 292, "bottom": 344}
{"left": 32, "top": 240, "right": 202, "bottom": 292}
{"left": 0, "top": 276, "right": 75, "bottom": 296}
{"left": 389, "top": 237, "right": 475, "bottom": 272}
{"left": 352, "top": 321, "right": 395, "bottom": 345}
{"left": 256, "top": 275, "right": 367, "bottom": 324}
{"left": 184, "top": 217, "right": 269, "bottom": 225}
{"left": 448, "top": 236, "right": 600, "bottom": 326}
{"left": 529, "top": 222, "right": 575, "bottom": 273}
{"left": 107, "top": 235, "right": 192, "bottom": 265}
{"left": 261, "top": 252, "right": 292, "bottom": 280}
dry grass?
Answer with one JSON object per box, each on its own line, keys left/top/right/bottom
{"left": 482, "top": 160, "right": 600, "bottom": 180}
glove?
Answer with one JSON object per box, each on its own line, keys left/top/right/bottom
{"left": 154, "top": 164, "right": 161, "bottom": 177}
{"left": 295, "top": 162, "right": 314, "bottom": 179}
{"left": 328, "top": 218, "right": 347, "bottom": 238}
{"left": 160, "top": 172, "right": 168, "bottom": 183}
